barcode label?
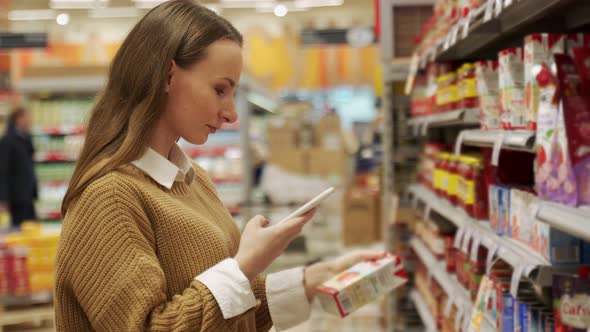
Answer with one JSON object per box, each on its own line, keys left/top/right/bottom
{"left": 552, "top": 247, "right": 579, "bottom": 263}
{"left": 338, "top": 293, "right": 353, "bottom": 314}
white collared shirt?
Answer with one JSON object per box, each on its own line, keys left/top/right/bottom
{"left": 131, "top": 145, "right": 311, "bottom": 330}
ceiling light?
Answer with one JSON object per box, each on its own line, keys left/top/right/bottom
{"left": 273, "top": 4, "right": 287, "bottom": 16}
{"left": 89, "top": 7, "right": 140, "bottom": 18}
{"left": 8, "top": 9, "right": 57, "bottom": 21}
{"left": 132, "top": 0, "right": 168, "bottom": 9}
{"left": 56, "top": 13, "right": 70, "bottom": 25}
{"left": 219, "top": 1, "right": 276, "bottom": 9}
{"left": 50, "top": 0, "right": 109, "bottom": 9}
{"left": 294, "top": 0, "right": 343, "bottom": 8}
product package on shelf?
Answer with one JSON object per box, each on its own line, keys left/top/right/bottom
{"left": 555, "top": 53, "right": 590, "bottom": 206}
{"left": 499, "top": 48, "right": 526, "bottom": 129}
{"left": 0, "top": 223, "right": 59, "bottom": 298}
{"left": 436, "top": 72, "right": 459, "bottom": 113}
{"left": 524, "top": 34, "right": 568, "bottom": 130}
{"left": 476, "top": 60, "right": 501, "bottom": 130}
{"left": 316, "top": 254, "right": 407, "bottom": 318}
{"left": 553, "top": 270, "right": 590, "bottom": 332}
{"left": 458, "top": 63, "right": 479, "bottom": 110}
{"left": 508, "top": 189, "right": 537, "bottom": 245}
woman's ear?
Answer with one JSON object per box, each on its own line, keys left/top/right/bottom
{"left": 166, "top": 60, "right": 177, "bottom": 93}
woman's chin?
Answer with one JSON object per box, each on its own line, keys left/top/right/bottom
{"left": 182, "top": 133, "right": 208, "bottom": 146}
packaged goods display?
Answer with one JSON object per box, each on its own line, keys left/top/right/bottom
{"left": 316, "top": 254, "right": 407, "bottom": 318}
{"left": 29, "top": 99, "right": 92, "bottom": 134}
{"left": 0, "top": 223, "right": 59, "bottom": 297}
{"left": 524, "top": 34, "right": 573, "bottom": 130}
{"left": 498, "top": 47, "right": 526, "bottom": 129}
{"left": 553, "top": 272, "right": 590, "bottom": 332}
{"left": 476, "top": 60, "right": 501, "bottom": 130}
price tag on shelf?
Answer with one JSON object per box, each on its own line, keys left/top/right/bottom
{"left": 443, "top": 32, "right": 451, "bottom": 51}
{"left": 444, "top": 294, "right": 456, "bottom": 316}
{"left": 420, "top": 121, "right": 429, "bottom": 136}
{"left": 486, "top": 243, "right": 499, "bottom": 275}
{"left": 462, "top": 227, "right": 475, "bottom": 254}
{"left": 454, "top": 227, "right": 466, "bottom": 249}
{"left": 454, "top": 131, "right": 466, "bottom": 155}
{"left": 491, "top": 131, "right": 506, "bottom": 166}
{"left": 470, "top": 234, "right": 482, "bottom": 262}
{"left": 504, "top": 0, "right": 513, "bottom": 7}
{"left": 450, "top": 25, "right": 459, "bottom": 46}
{"left": 455, "top": 305, "right": 465, "bottom": 330}
{"left": 483, "top": 0, "right": 495, "bottom": 22}
{"left": 461, "top": 14, "right": 472, "bottom": 39}
{"left": 510, "top": 264, "right": 525, "bottom": 297}
{"left": 404, "top": 53, "right": 420, "bottom": 95}
{"left": 494, "top": 0, "right": 503, "bottom": 17}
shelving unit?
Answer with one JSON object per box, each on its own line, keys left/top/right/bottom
{"left": 409, "top": 290, "right": 438, "bottom": 332}
{"left": 380, "top": 0, "right": 590, "bottom": 329}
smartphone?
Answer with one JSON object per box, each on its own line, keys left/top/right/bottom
{"left": 277, "top": 187, "right": 335, "bottom": 224}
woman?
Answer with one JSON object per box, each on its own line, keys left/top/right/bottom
{"left": 0, "top": 107, "right": 38, "bottom": 227}
{"left": 55, "top": 1, "right": 382, "bottom": 331}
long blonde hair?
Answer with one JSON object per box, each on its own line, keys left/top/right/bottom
{"left": 61, "top": 0, "right": 243, "bottom": 215}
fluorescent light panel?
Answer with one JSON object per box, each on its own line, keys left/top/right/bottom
{"left": 132, "top": 0, "right": 168, "bottom": 9}
{"left": 89, "top": 7, "right": 140, "bottom": 18}
{"left": 8, "top": 9, "right": 57, "bottom": 21}
{"left": 50, "top": 0, "right": 109, "bottom": 9}
{"left": 294, "top": 0, "right": 343, "bottom": 8}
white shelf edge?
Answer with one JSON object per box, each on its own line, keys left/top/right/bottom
{"left": 409, "top": 184, "right": 551, "bottom": 273}
{"left": 537, "top": 202, "right": 590, "bottom": 243}
{"left": 461, "top": 129, "right": 536, "bottom": 152}
{"left": 409, "top": 290, "right": 438, "bottom": 332}
{"left": 15, "top": 76, "right": 106, "bottom": 93}
{"left": 408, "top": 108, "right": 480, "bottom": 129}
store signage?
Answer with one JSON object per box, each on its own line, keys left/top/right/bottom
{"left": 0, "top": 33, "right": 47, "bottom": 49}
{"left": 301, "top": 27, "right": 376, "bottom": 46}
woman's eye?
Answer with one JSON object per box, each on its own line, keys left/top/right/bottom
{"left": 215, "top": 88, "right": 225, "bottom": 96}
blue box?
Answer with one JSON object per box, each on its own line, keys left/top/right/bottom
{"left": 502, "top": 294, "right": 515, "bottom": 332}
{"left": 518, "top": 302, "right": 529, "bottom": 332}
{"left": 497, "top": 186, "right": 511, "bottom": 236}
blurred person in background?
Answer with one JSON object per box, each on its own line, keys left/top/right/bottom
{"left": 0, "top": 106, "right": 38, "bottom": 228}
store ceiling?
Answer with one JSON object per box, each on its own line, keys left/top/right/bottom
{"left": 11, "top": 0, "right": 369, "bottom": 10}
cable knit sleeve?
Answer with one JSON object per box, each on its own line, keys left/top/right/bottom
{"left": 55, "top": 176, "right": 252, "bottom": 332}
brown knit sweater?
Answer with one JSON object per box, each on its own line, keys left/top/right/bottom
{"left": 54, "top": 163, "right": 273, "bottom": 331}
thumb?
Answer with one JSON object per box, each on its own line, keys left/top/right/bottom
{"left": 249, "top": 215, "right": 270, "bottom": 228}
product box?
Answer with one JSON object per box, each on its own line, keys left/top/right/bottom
{"left": 502, "top": 294, "right": 516, "bottom": 332}
{"left": 498, "top": 186, "right": 511, "bottom": 236}
{"left": 316, "top": 254, "right": 408, "bottom": 318}
{"left": 524, "top": 34, "right": 566, "bottom": 130}
{"left": 314, "top": 113, "right": 343, "bottom": 151}
{"left": 476, "top": 60, "right": 501, "bottom": 130}
{"left": 499, "top": 47, "right": 526, "bottom": 129}
{"left": 553, "top": 273, "right": 590, "bottom": 331}
{"left": 342, "top": 187, "right": 381, "bottom": 247}
{"left": 555, "top": 53, "right": 590, "bottom": 206}
{"left": 267, "top": 116, "right": 301, "bottom": 152}
{"left": 508, "top": 189, "right": 537, "bottom": 245}
{"left": 267, "top": 147, "right": 308, "bottom": 175}
{"left": 533, "top": 222, "right": 582, "bottom": 264}
{"left": 489, "top": 185, "right": 501, "bottom": 234}
{"left": 535, "top": 63, "right": 560, "bottom": 202}
{"left": 308, "top": 148, "right": 348, "bottom": 179}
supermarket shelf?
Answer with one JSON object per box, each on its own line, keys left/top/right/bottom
{"left": 0, "top": 293, "right": 52, "bottom": 306}
{"left": 15, "top": 76, "right": 106, "bottom": 93}
{"left": 408, "top": 108, "right": 479, "bottom": 133}
{"left": 32, "top": 127, "right": 86, "bottom": 136}
{"left": 408, "top": 184, "right": 551, "bottom": 283}
{"left": 36, "top": 158, "right": 76, "bottom": 164}
{"left": 461, "top": 129, "right": 536, "bottom": 153}
{"left": 409, "top": 290, "right": 437, "bottom": 332}
{"left": 410, "top": 237, "right": 472, "bottom": 309}
{"left": 433, "top": 0, "right": 590, "bottom": 62}
{"left": 536, "top": 202, "right": 590, "bottom": 243}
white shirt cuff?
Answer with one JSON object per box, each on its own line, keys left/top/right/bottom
{"left": 195, "top": 258, "right": 257, "bottom": 319}
{"left": 266, "top": 266, "right": 311, "bottom": 331}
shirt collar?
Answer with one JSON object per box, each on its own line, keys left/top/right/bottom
{"left": 131, "top": 144, "right": 195, "bottom": 189}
